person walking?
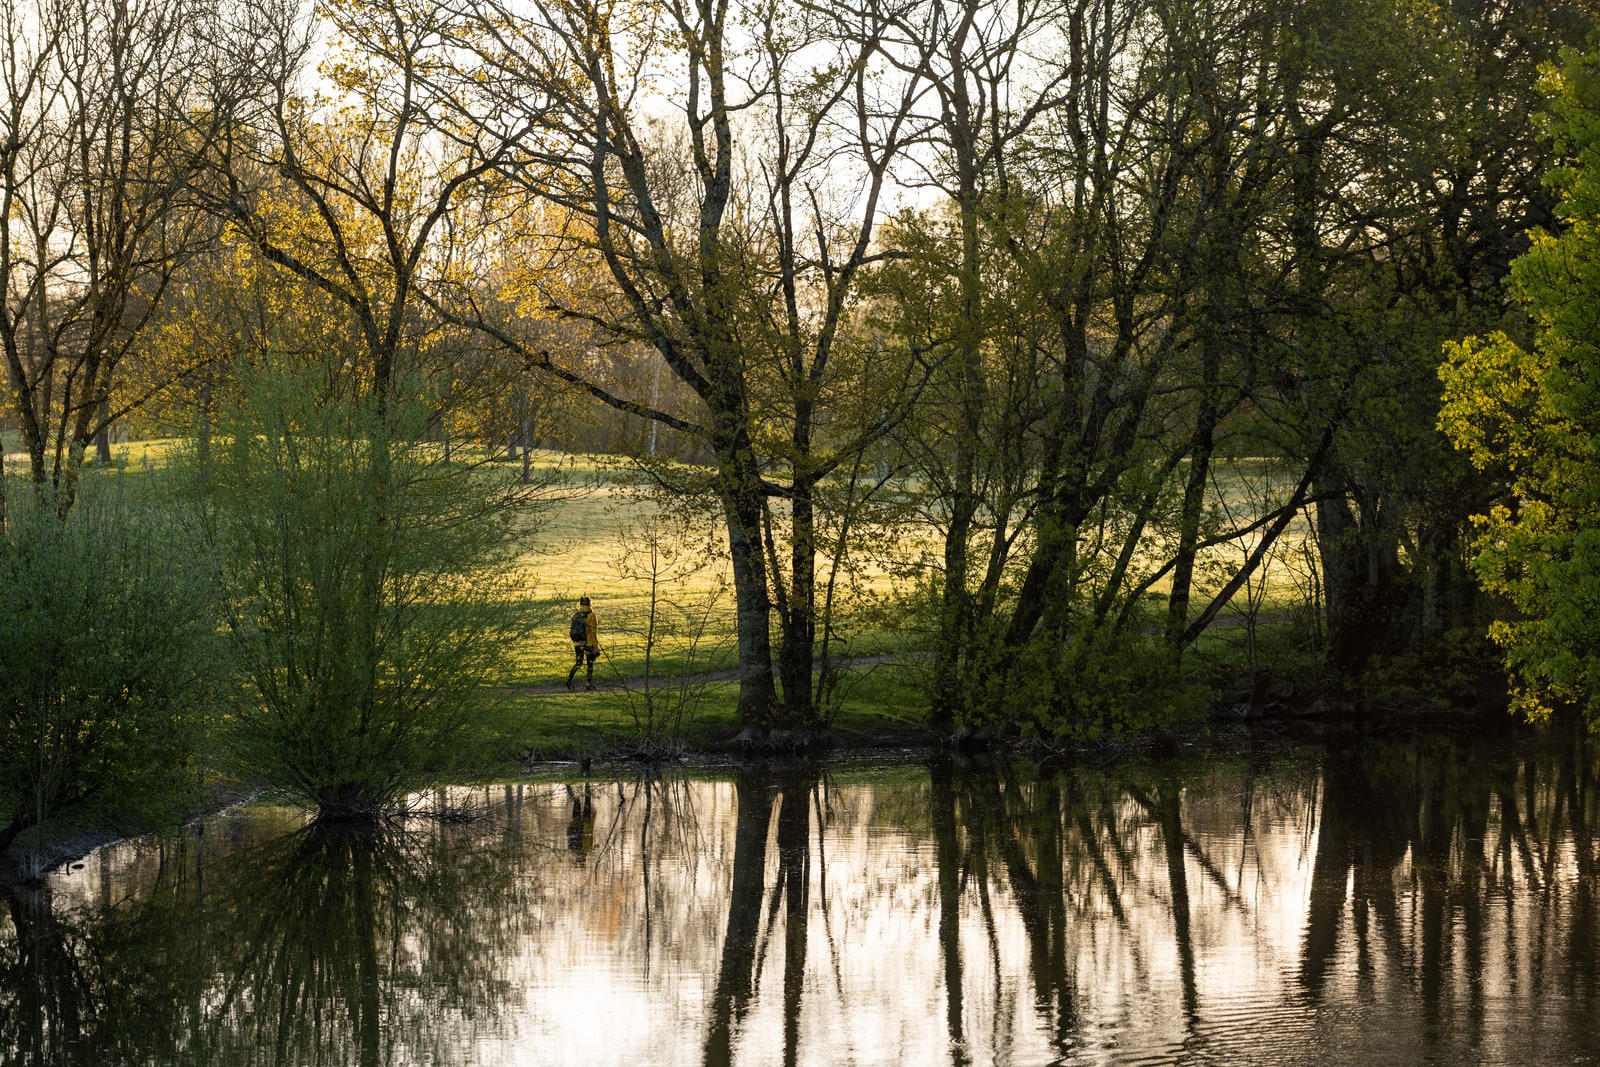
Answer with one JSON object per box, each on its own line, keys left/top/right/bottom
{"left": 566, "top": 596, "right": 600, "bottom": 691}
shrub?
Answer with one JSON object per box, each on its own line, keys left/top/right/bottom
{"left": 186, "top": 368, "right": 527, "bottom": 821}
{"left": 0, "top": 477, "right": 219, "bottom": 868}
{"left": 988, "top": 616, "right": 1213, "bottom": 742}
{"left": 608, "top": 512, "right": 731, "bottom": 752}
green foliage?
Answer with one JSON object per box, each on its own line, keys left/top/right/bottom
{"left": 184, "top": 367, "right": 528, "bottom": 820}
{"left": 1439, "top": 47, "right": 1600, "bottom": 727}
{"left": 985, "top": 615, "right": 1213, "bottom": 742}
{"left": 0, "top": 477, "right": 219, "bottom": 863}
{"left": 1361, "top": 627, "right": 1503, "bottom": 714}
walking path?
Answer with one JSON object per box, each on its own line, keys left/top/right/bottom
{"left": 499, "top": 653, "right": 907, "bottom": 698}
{"left": 503, "top": 607, "right": 1279, "bottom": 698}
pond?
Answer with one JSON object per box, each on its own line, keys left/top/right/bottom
{"left": 3, "top": 728, "right": 1599, "bottom": 1065}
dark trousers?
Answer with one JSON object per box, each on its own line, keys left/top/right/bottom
{"left": 568, "top": 643, "right": 598, "bottom": 687}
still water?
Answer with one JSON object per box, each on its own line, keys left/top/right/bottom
{"left": 3, "top": 729, "right": 1599, "bottom": 1065}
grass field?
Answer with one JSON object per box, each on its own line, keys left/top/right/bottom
{"left": 473, "top": 453, "right": 934, "bottom": 763}
{"left": 455, "top": 451, "right": 1324, "bottom": 764}
{"left": 457, "top": 660, "right": 935, "bottom": 767}
{"left": 5, "top": 436, "right": 1324, "bottom": 765}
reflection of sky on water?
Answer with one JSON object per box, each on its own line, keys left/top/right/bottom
{"left": 4, "top": 733, "right": 1599, "bottom": 1065}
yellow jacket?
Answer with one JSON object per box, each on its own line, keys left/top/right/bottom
{"left": 576, "top": 606, "right": 598, "bottom": 649}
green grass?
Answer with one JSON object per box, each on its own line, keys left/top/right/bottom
{"left": 5, "top": 437, "right": 1329, "bottom": 766}
{"left": 490, "top": 448, "right": 919, "bottom": 690}
{"left": 456, "top": 684, "right": 740, "bottom": 764}
{"left": 454, "top": 658, "right": 933, "bottom": 767}
{"left": 3, "top": 433, "right": 186, "bottom": 472}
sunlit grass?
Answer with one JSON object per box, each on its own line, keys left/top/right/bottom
{"left": 456, "top": 660, "right": 932, "bottom": 764}
{"left": 2, "top": 433, "right": 185, "bottom": 471}
{"left": 1122, "top": 454, "right": 1321, "bottom": 607}
{"left": 495, "top": 451, "right": 918, "bottom": 691}
{"left": 3, "top": 437, "right": 1330, "bottom": 764}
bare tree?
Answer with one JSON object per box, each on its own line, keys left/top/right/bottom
{"left": 0, "top": 0, "right": 277, "bottom": 505}
{"left": 873, "top": 0, "right": 1354, "bottom": 728}
{"left": 206, "top": 0, "right": 544, "bottom": 411}
{"left": 848, "top": 0, "right": 1077, "bottom": 724}
{"left": 434, "top": 0, "right": 935, "bottom": 726}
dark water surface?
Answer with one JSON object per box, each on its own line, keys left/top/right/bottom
{"left": 4, "top": 729, "right": 1600, "bottom": 1065}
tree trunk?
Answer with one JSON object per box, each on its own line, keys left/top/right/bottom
{"left": 931, "top": 82, "right": 986, "bottom": 731}
{"left": 196, "top": 382, "right": 213, "bottom": 472}
{"left": 520, "top": 408, "right": 532, "bottom": 484}
{"left": 1005, "top": 487, "right": 1089, "bottom": 649}
{"left": 1166, "top": 352, "right": 1220, "bottom": 646}
{"left": 719, "top": 452, "right": 777, "bottom": 726}
{"left": 778, "top": 475, "right": 816, "bottom": 724}
{"left": 930, "top": 392, "right": 983, "bottom": 722}
{"left": 1316, "top": 487, "right": 1361, "bottom": 672}
{"left": 93, "top": 398, "right": 111, "bottom": 465}
{"left": 1317, "top": 483, "right": 1409, "bottom": 678}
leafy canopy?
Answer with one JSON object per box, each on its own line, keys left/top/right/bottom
{"left": 1439, "top": 47, "right": 1600, "bottom": 726}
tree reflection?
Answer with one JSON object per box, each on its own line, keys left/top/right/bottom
{"left": 1152, "top": 780, "right": 1200, "bottom": 1026}
{"left": 4, "top": 739, "right": 1600, "bottom": 1066}
{"left": 0, "top": 833, "right": 220, "bottom": 1064}
{"left": 704, "top": 772, "right": 776, "bottom": 1067}
{"left": 928, "top": 742, "right": 1600, "bottom": 1062}
{"left": 1297, "top": 727, "right": 1600, "bottom": 1051}
{"left": 937, "top": 759, "right": 1087, "bottom": 1060}
{"left": 0, "top": 808, "right": 534, "bottom": 1066}
{"left": 929, "top": 757, "right": 970, "bottom": 1067}
{"left": 701, "top": 764, "right": 823, "bottom": 1067}
{"left": 0, "top": 883, "right": 97, "bottom": 1064}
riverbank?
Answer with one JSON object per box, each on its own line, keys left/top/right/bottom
{"left": 2, "top": 663, "right": 1522, "bottom": 890}
{"left": 466, "top": 642, "right": 1516, "bottom": 767}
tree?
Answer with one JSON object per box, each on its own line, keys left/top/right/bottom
{"left": 0, "top": 0, "right": 274, "bottom": 505}
{"left": 875, "top": 0, "right": 1345, "bottom": 733}
{"left": 0, "top": 476, "right": 219, "bottom": 865}
{"left": 852, "top": 0, "right": 1074, "bottom": 725}
{"left": 212, "top": 0, "right": 531, "bottom": 412}
{"left": 439, "top": 0, "right": 934, "bottom": 726}
{"left": 864, "top": 0, "right": 1594, "bottom": 733}
{"left": 191, "top": 0, "right": 543, "bottom": 820}
{"left": 1300, "top": 0, "right": 1593, "bottom": 679}
{"left": 189, "top": 367, "right": 525, "bottom": 820}
{"left": 1440, "top": 47, "right": 1600, "bottom": 727}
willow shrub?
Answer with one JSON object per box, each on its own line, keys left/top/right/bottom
{"left": 0, "top": 477, "right": 220, "bottom": 866}
{"left": 185, "top": 371, "right": 525, "bottom": 822}
{"left": 984, "top": 614, "right": 1213, "bottom": 742}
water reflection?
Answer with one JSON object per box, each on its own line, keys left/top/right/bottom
{"left": 1, "top": 808, "right": 536, "bottom": 1065}
{"left": 1, "top": 731, "right": 1598, "bottom": 1065}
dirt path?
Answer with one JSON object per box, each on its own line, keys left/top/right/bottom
{"left": 502, "top": 607, "right": 1286, "bottom": 699}
{"left": 499, "top": 653, "right": 908, "bottom": 698}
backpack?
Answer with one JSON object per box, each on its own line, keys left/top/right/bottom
{"left": 569, "top": 610, "right": 588, "bottom": 642}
